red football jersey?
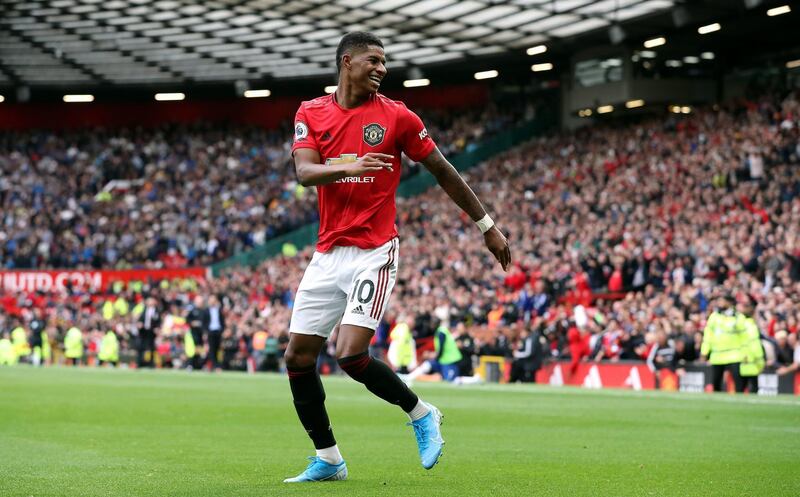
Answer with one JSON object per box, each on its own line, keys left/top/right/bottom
{"left": 292, "top": 92, "right": 436, "bottom": 252}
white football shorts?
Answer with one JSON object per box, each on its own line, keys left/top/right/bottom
{"left": 289, "top": 237, "right": 399, "bottom": 338}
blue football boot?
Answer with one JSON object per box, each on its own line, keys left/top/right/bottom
{"left": 408, "top": 403, "right": 444, "bottom": 469}
{"left": 283, "top": 456, "right": 348, "bottom": 483}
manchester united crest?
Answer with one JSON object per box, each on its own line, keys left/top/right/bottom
{"left": 362, "top": 123, "right": 386, "bottom": 147}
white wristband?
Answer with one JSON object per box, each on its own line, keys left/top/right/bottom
{"left": 476, "top": 214, "right": 494, "bottom": 234}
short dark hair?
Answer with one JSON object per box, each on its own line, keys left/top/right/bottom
{"left": 336, "top": 32, "right": 383, "bottom": 73}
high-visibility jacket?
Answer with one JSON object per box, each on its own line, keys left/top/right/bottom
{"left": 64, "top": 327, "right": 84, "bottom": 359}
{"left": 114, "top": 298, "right": 129, "bottom": 317}
{"left": 434, "top": 326, "right": 463, "bottom": 366}
{"left": 701, "top": 311, "right": 743, "bottom": 364}
{"left": 0, "top": 338, "right": 16, "bottom": 365}
{"left": 11, "top": 326, "right": 31, "bottom": 359}
{"left": 388, "top": 322, "right": 416, "bottom": 369}
{"left": 98, "top": 331, "right": 119, "bottom": 363}
{"left": 132, "top": 302, "right": 145, "bottom": 317}
{"left": 737, "top": 314, "right": 765, "bottom": 377}
{"left": 102, "top": 301, "right": 115, "bottom": 321}
{"left": 184, "top": 330, "right": 196, "bottom": 358}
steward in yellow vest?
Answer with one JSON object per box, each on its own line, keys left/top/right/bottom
{"left": 701, "top": 296, "right": 744, "bottom": 392}
{"left": 102, "top": 300, "right": 115, "bottom": 321}
{"left": 64, "top": 327, "right": 84, "bottom": 366}
{"left": 114, "top": 297, "right": 129, "bottom": 317}
{"left": 0, "top": 333, "right": 16, "bottom": 365}
{"left": 11, "top": 325, "right": 31, "bottom": 361}
{"left": 388, "top": 319, "right": 417, "bottom": 374}
{"left": 132, "top": 301, "right": 145, "bottom": 318}
{"left": 737, "top": 300, "right": 764, "bottom": 393}
{"left": 98, "top": 330, "right": 120, "bottom": 366}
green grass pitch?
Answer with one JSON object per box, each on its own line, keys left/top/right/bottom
{"left": 1, "top": 366, "right": 798, "bottom": 497}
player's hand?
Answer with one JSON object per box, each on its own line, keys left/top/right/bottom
{"left": 484, "top": 225, "right": 511, "bottom": 271}
{"left": 344, "top": 153, "right": 394, "bottom": 176}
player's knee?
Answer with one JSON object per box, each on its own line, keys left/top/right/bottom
{"left": 337, "top": 352, "right": 371, "bottom": 379}
{"left": 284, "top": 350, "right": 315, "bottom": 370}
{"left": 335, "top": 343, "right": 368, "bottom": 362}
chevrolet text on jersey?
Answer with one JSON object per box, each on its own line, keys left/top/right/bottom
{"left": 292, "top": 93, "right": 435, "bottom": 253}
{"left": 336, "top": 176, "right": 375, "bottom": 184}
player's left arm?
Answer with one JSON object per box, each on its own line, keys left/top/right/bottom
{"left": 421, "top": 147, "right": 511, "bottom": 271}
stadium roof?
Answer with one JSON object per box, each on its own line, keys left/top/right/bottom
{"left": 0, "top": 0, "right": 681, "bottom": 87}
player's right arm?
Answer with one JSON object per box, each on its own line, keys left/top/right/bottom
{"left": 293, "top": 148, "right": 394, "bottom": 187}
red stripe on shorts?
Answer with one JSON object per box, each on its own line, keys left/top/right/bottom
{"left": 371, "top": 240, "right": 395, "bottom": 320}
{"left": 371, "top": 239, "right": 396, "bottom": 320}
{"left": 370, "top": 245, "right": 390, "bottom": 320}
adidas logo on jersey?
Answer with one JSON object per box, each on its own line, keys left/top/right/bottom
{"left": 351, "top": 305, "right": 365, "bottom": 315}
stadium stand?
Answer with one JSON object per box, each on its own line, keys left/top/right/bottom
{"left": 0, "top": 103, "right": 519, "bottom": 269}
{"left": 2, "top": 89, "right": 798, "bottom": 375}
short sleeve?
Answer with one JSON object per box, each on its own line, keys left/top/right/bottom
{"left": 291, "top": 104, "right": 318, "bottom": 155}
{"left": 397, "top": 104, "right": 436, "bottom": 162}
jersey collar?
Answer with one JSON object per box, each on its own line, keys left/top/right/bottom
{"left": 330, "top": 91, "right": 376, "bottom": 113}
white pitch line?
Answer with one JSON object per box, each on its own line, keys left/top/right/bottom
{"left": 411, "top": 380, "right": 800, "bottom": 407}
{"left": 6, "top": 366, "right": 800, "bottom": 407}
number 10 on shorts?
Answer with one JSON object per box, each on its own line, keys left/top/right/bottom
{"left": 351, "top": 279, "right": 375, "bottom": 304}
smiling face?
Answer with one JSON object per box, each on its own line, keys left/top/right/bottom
{"left": 342, "top": 45, "right": 387, "bottom": 94}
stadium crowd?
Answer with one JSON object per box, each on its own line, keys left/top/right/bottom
{"left": 0, "top": 103, "right": 516, "bottom": 269}
{"left": 1, "top": 90, "right": 799, "bottom": 382}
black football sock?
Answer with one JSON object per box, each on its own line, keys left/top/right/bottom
{"left": 338, "top": 352, "right": 419, "bottom": 412}
{"left": 287, "top": 365, "right": 336, "bottom": 449}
